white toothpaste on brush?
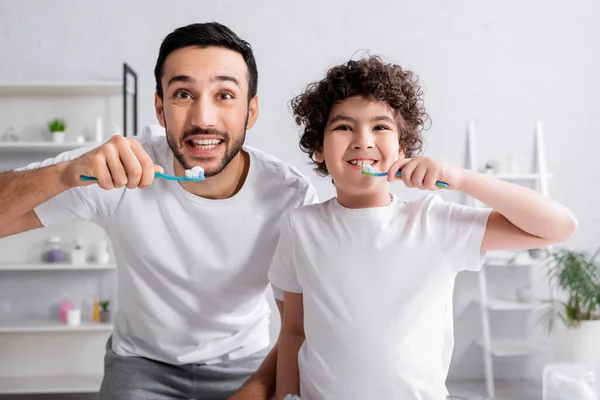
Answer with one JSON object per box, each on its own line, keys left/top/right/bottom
{"left": 185, "top": 166, "right": 205, "bottom": 179}
{"left": 362, "top": 164, "right": 375, "bottom": 173}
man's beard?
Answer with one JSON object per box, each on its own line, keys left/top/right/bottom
{"left": 165, "top": 113, "right": 248, "bottom": 178}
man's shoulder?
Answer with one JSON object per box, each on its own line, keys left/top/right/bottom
{"left": 246, "top": 146, "right": 314, "bottom": 192}
{"left": 133, "top": 128, "right": 169, "bottom": 161}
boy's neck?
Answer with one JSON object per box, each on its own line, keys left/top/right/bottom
{"left": 174, "top": 150, "right": 250, "bottom": 200}
{"left": 336, "top": 189, "right": 392, "bottom": 209}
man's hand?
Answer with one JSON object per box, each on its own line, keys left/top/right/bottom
{"left": 63, "top": 135, "right": 163, "bottom": 190}
{"left": 228, "top": 379, "right": 271, "bottom": 400}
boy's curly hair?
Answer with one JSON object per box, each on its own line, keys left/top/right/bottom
{"left": 290, "top": 55, "right": 428, "bottom": 177}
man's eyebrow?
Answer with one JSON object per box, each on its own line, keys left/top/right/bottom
{"left": 212, "top": 75, "right": 241, "bottom": 87}
{"left": 167, "top": 75, "right": 195, "bottom": 87}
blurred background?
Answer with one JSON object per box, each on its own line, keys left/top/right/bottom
{"left": 0, "top": 1, "right": 597, "bottom": 399}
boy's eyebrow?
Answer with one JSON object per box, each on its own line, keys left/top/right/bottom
{"left": 328, "top": 115, "right": 395, "bottom": 124}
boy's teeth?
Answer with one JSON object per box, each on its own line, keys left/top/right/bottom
{"left": 350, "top": 160, "right": 374, "bottom": 166}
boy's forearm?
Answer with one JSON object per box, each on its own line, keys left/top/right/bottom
{"left": 459, "top": 169, "right": 577, "bottom": 240}
{"left": 275, "top": 331, "right": 304, "bottom": 400}
{"left": 0, "top": 163, "right": 71, "bottom": 228}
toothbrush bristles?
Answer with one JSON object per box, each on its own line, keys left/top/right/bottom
{"left": 361, "top": 164, "right": 376, "bottom": 174}
{"left": 185, "top": 166, "right": 205, "bottom": 179}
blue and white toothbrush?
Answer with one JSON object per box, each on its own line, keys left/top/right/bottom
{"left": 361, "top": 164, "right": 449, "bottom": 189}
{"left": 80, "top": 166, "right": 205, "bottom": 182}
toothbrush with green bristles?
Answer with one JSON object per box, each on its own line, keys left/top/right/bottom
{"left": 361, "top": 164, "right": 449, "bottom": 189}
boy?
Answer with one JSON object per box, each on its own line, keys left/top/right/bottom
{"left": 268, "top": 55, "right": 577, "bottom": 400}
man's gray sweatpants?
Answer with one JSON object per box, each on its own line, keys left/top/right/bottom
{"left": 97, "top": 337, "right": 269, "bottom": 400}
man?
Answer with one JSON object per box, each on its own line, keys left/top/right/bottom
{"left": 0, "top": 22, "right": 317, "bottom": 399}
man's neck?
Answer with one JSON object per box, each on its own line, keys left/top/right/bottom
{"left": 174, "top": 150, "right": 250, "bottom": 200}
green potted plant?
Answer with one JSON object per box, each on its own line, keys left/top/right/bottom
{"left": 539, "top": 247, "right": 600, "bottom": 380}
{"left": 48, "top": 118, "right": 66, "bottom": 143}
{"left": 99, "top": 300, "right": 111, "bottom": 323}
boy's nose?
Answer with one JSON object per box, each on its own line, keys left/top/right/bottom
{"left": 351, "top": 130, "right": 375, "bottom": 149}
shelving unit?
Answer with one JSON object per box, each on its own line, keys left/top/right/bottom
{"left": 0, "top": 141, "right": 89, "bottom": 154}
{"left": 0, "top": 320, "right": 114, "bottom": 333}
{"left": 0, "top": 63, "right": 138, "bottom": 137}
{"left": 0, "top": 262, "right": 116, "bottom": 271}
{"left": 0, "top": 81, "right": 130, "bottom": 96}
{"left": 0, "top": 374, "right": 103, "bottom": 395}
{"left": 480, "top": 298, "right": 543, "bottom": 311}
{"left": 465, "top": 120, "right": 554, "bottom": 399}
{"left": 0, "top": 66, "right": 132, "bottom": 396}
{"left": 478, "top": 339, "right": 552, "bottom": 357}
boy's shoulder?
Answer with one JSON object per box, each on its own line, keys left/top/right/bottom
{"left": 286, "top": 198, "right": 332, "bottom": 223}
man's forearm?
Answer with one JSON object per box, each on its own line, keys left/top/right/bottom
{"left": 0, "top": 163, "right": 71, "bottom": 228}
{"left": 230, "top": 344, "right": 278, "bottom": 399}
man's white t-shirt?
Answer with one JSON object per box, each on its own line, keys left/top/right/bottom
{"left": 27, "top": 133, "right": 318, "bottom": 365}
{"left": 268, "top": 194, "right": 491, "bottom": 400}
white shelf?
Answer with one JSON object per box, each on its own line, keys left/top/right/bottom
{"left": 0, "top": 262, "right": 116, "bottom": 271}
{"left": 0, "top": 374, "right": 102, "bottom": 394}
{"left": 0, "top": 320, "right": 113, "bottom": 333}
{"left": 0, "top": 81, "right": 130, "bottom": 96}
{"left": 486, "top": 173, "right": 552, "bottom": 181}
{"left": 478, "top": 339, "right": 551, "bottom": 357}
{"left": 484, "top": 259, "right": 538, "bottom": 268}
{"left": 481, "top": 298, "right": 543, "bottom": 311}
{"left": 0, "top": 141, "right": 91, "bottom": 154}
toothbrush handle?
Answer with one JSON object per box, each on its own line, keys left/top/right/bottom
{"left": 395, "top": 171, "right": 449, "bottom": 189}
{"left": 80, "top": 172, "right": 200, "bottom": 182}
{"left": 154, "top": 172, "right": 189, "bottom": 181}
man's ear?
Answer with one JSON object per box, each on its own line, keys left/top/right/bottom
{"left": 246, "top": 96, "right": 259, "bottom": 130}
{"left": 154, "top": 93, "right": 165, "bottom": 128}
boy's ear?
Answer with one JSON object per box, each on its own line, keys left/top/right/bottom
{"left": 314, "top": 148, "right": 324, "bottom": 163}
{"left": 398, "top": 148, "right": 406, "bottom": 160}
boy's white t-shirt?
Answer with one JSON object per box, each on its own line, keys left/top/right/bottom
{"left": 268, "top": 194, "right": 491, "bottom": 400}
{"left": 27, "top": 133, "right": 318, "bottom": 365}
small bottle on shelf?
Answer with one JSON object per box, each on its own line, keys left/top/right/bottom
{"left": 70, "top": 239, "right": 86, "bottom": 265}
{"left": 42, "top": 236, "right": 65, "bottom": 263}
{"left": 92, "top": 296, "right": 100, "bottom": 323}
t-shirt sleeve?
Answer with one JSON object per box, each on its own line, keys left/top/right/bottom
{"left": 301, "top": 180, "right": 319, "bottom": 206}
{"left": 13, "top": 146, "right": 106, "bottom": 227}
{"left": 428, "top": 195, "right": 491, "bottom": 272}
{"left": 267, "top": 212, "right": 302, "bottom": 294}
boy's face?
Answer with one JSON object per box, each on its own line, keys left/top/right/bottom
{"left": 316, "top": 96, "right": 402, "bottom": 195}
{"left": 154, "top": 46, "right": 258, "bottom": 177}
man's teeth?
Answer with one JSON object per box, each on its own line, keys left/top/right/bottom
{"left": 190, "top": 139, "right": 222, "bottom": 149}
{"left": 349, "top": 160, "right": 375, "bottom": 166}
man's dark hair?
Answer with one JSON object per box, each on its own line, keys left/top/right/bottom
{"left": 154, "top": 22, "right": 258, "bottom": 101}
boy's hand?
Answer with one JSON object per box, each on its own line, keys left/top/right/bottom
{"left": 387, "top": 156, "right": 465, "bottom": 190}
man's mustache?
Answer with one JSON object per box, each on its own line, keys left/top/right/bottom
{"left": 181, "top": 127, "right": 228, "bottom": 142}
